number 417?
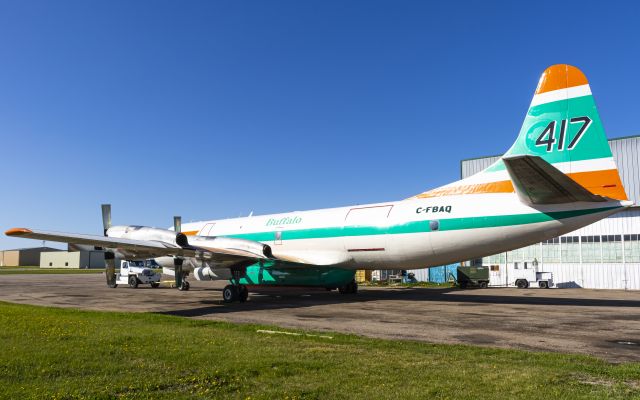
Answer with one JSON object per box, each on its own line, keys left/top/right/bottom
{"left": 535, "top": 116, "right": 592, "bottom": 152}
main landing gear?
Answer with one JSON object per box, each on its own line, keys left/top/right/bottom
{"left": 338, "top": 280, "right": 358, "bottom": 294}
{"left": 222, "top": 284, "right": 249, "bottom": 303}
{"left": 222, "top": 266, "right": 249, "bottom": 303}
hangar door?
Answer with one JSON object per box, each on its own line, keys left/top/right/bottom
{"left": 343, "top": 205, "right": 392, "bottom": 263}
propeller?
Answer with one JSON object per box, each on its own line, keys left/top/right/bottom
{"left": 173, "top": 216, "right": 181, "bottom": 234}
{"left": 101, "top": 204, "right": 111, "bottom": 236}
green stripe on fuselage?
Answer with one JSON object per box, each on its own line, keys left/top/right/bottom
{"left": 225, "top": 206, "right": 619, "bottom": 242}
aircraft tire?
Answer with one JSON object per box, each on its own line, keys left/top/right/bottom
{"left": 238, "top": 285, "right": 249, "bottom": 302}
{"left": 179, "top": 280, "right": 190, "bottom": 291}
{"left": 338, "top": 280, "right": 358, "bottom": 294}
{"left": 223, "top": 285, "right": 238, "bottom": 303}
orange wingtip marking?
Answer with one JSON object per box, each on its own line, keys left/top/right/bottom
{"left": 535, "top": 64, "right": 589, "bottom": 95}
{"left": 415, "top": 169, "right": 628, "bottom": 201}
{"left": 182, "top": 230, "right": 198, "bottom": 236}
{"left": 5, "top": 228, "right": 33, "bottom": 236}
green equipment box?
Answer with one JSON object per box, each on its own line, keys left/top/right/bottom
{"left": 457, "top": 266, "right": 490, "bottom": 289}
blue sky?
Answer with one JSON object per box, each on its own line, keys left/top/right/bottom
{"left": 1, "top": 0, "right": 639, "bottom": 249}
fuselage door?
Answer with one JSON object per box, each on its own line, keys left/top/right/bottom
{"left": 343, "top": 205, "right": 393, "bottom": 266}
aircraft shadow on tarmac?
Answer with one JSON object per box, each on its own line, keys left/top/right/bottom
{"left": 157, "top": 286, "right": 640, "bottom": 318}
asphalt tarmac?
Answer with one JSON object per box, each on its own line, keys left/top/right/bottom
{"left": 1, "top": 273, "right": 639, "bottom": 363}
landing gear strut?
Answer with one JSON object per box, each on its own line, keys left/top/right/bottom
{"left": 105, "top": 252, "right": 117, "bottom": 288}
{"left": 174, "top": 258, "right": 190, "bottom": 291}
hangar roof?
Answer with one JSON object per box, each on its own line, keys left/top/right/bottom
{"left": 0, "top": 247, "right": 63, "bottom": 252}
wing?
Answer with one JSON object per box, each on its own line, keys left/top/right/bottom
{"left": 5, "top": 227, "right": 271, "bottom": 264}
{"left": 503, "top": 155, "right": 607, "bottom": 205}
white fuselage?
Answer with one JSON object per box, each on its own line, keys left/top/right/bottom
{"left": 178, "top": 193, "right": 627, "bottom": 270}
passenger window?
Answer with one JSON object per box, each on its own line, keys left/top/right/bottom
{"left": 429, "top": 220, "right": 440, "bottom": 231}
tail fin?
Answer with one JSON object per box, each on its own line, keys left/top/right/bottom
{"left": 413, "top": 64, "right": 628, "bottom": 201}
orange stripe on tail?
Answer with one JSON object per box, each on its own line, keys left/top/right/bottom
{"left": 415, "top": 169, "right": 628, "bottom": 201}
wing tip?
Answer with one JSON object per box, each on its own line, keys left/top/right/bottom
{"left": 5, "top": 227, "right": 33, "bottom": 236}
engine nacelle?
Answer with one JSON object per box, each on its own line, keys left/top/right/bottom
{"left": 106, "top": 225, "right": 188, "bottom": 248}
{"left": 190, "top": 236, "right": 273, "bottom": 259}
{"left": 194, "top": 266, "right": 232, "bottom": 281}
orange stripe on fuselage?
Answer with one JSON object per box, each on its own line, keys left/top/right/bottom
{"left": 415, "top": 169, "right": 628, "bottom": 201}
{"left": 182, "top": 230, "right": 199, "bottom": 236}
{"left": 535, "top": 64, "right": 589, "bottom": 95}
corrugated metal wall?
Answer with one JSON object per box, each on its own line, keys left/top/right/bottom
{"left": 407, "top": 268, "right": 430, "bottom": 282}
{"left": 610, "top": 136, "right": 640, "bottom": 204}
{"left": 460, "top": 156, "right": 501, "bottom": 180}
{"left": 408, "top": 264, "right": 458, "bottom": 283}
{"left": 461, "top": 135, "right": 640, "bottom": 290}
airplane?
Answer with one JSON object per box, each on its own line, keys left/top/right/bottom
{"left": 6, "top": 64, "right": 632, "bottom": 303}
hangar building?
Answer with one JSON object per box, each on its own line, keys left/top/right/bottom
{"left": 40, "top": 250, "right": 105, "bottom": 269}
{"left": 463, "top": 135, "right": 640, "bottom": 290}
{"left": 0, "top": 247, "right": 62, "bottom": 267}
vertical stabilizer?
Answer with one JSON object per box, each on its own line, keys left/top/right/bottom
{"left": 413, "top": 64, "right": 628, "bottom": 201}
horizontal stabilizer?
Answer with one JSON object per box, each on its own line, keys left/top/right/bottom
{"left": 503, "top": 155, "right": 606, "bottom": 205}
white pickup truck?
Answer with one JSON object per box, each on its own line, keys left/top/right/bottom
{"left": 108, "top": 260, "right": 161, "bottom": 289}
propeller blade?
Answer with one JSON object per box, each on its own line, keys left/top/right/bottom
{"left": 101, "top": 204, "right": 112, "bottom": 236}
{"left": 174, "top": 216, "right": 181, "bottom": 233}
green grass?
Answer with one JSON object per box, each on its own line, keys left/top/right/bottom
{"left": 0, "top": 266, "right": 102, "bottom": 274}
{"left": 0, "top": 302, "right": 638, "bottom": 399}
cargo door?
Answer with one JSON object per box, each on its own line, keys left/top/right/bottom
{"left": 343, "top": 205, "right": 392, "bottom": 263}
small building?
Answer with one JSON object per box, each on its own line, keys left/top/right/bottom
{"left": 0, "top": 247, "right": 62, "bottom": 267}
{"left": 40, "top": 251, "right": 105, "bottom": 269}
